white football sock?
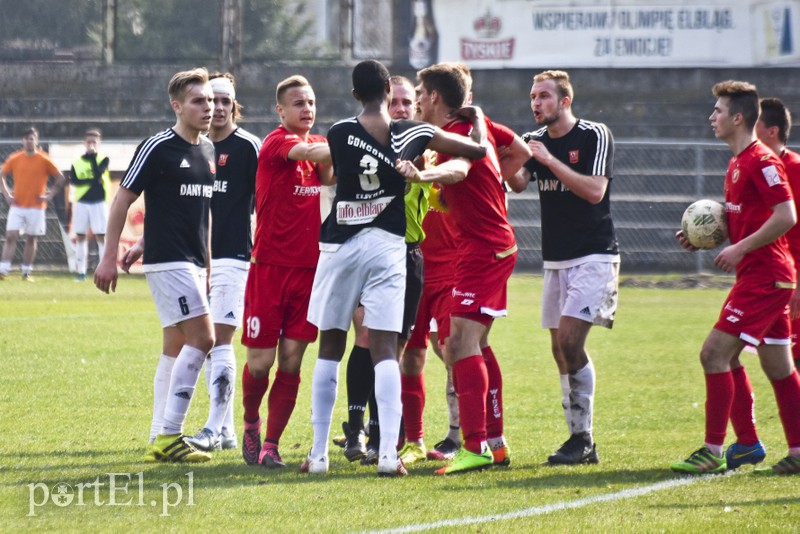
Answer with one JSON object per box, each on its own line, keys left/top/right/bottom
{"left": 568, "top": 359, "right": 595, "bottom": 441}
{"left": 374, "top": 360, "right": 402, "bottom": 462}
{"left": 75, "top": 240, "right": 88, "bottom": 275}
{"left": 705, "top": 443, "right": 723, "bottom": 458}
{"left": 149, "top": 354, "right": 176, "bottom": 442}
{"left": 96, "top": 239, "right": 105, "bottom": 262}
{"left": 0, "top": 260, "right": 10, "bottom": 275}
{"left": 203, "top": 344, "right": 236, "bottom": 435}
{"left": 21, "top": 264, "right": 32, "bottom": 276}
{"left": 160, "top": 344, "right": 207, "bottom": 435}
{"left": 310, "top": 359, "right": 339, "bottom": 460}
{"left": 560, "top": 373, "right": 572, "bottom": 434}
{"left": 487, "top": 435, "right": 506, "bottom": 450}
{"left": 222, "top": 389, "right": 235, "bottom": 437}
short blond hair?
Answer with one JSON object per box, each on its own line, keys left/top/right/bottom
{"left": 276, "top": 75, "right": 311, "bottom": 105}
{"left": 533, "top": 70, "right": 574, "bottom": 102}
{"left": 168, "top": 67, "right": 210, "bottom": 103}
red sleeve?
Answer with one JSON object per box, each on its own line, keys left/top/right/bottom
{"left": 753, "top": 157, "right": 793, "bottom": 208}
{"left": 486, "top": 117, "right": 515, "bottom": 148}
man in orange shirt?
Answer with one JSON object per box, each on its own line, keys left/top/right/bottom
{"left": 0, "top": 127, "right": 66, "bottom": 281}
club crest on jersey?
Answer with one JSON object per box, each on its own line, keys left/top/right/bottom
{"left": 296, "top": 163, "right": 313, "bottom": 183}
{"left": 731, "top": 168, "right": 740, "bottom": 183}
{"left": 217, "top": 154, "right": 229, "bottom": 166}
{"left": 569, "top": 150, "right": 579, "bottom": 164}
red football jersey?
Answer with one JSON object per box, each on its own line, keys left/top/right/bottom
{"left": 436, "top": 117, "right": 516, "bottom": 254}
{"left": 251, "top": 126, "right": 327, "bottom": 268}
{"left": 420, "top": 183, "right": 459, "bottom": 283}
{"left": 724, "top": 140, "right": 794, "bottom": 280}
{"left": 780, "top": 147, "right": 800, "bottom": 267}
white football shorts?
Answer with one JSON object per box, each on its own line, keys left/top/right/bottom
{"left": 145, "top": 264, "right": 209, "bottom": 328}
{"left": 308, "top": 228, "right": 406, "bottom": 332}
{"left": 209, "top": 259, "right": 249, "bottom": 328}
{"left": 6, "top": 206, "right": 46, "bottom": 236}
{"left": 541, "top": 260, "right": 619, "bottom": 329}
{"left": 72, "top": 200, "right": 108, "bottom": 235}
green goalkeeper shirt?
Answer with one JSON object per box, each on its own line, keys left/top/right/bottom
{"left": 404, "top": 181, "right": 432, "bottom": 244}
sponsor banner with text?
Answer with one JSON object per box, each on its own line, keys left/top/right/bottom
{"left": 433, "top": 0, "right": 800, "bottom": 68}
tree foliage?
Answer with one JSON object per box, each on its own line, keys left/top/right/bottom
{"left": 0, "top": 0, "right": 325, "bottom": 62}
{"left": 0, "top": 0, "right": 103, "bottom": 57}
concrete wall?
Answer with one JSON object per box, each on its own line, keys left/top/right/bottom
{"left": 2, "top": 61, "right": 798, "bottom": 273}
{"left": 2, "top": 61, "right": 799, "bottom": 141}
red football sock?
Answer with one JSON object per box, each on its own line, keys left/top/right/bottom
{"left": 704, "top": 371, "right": 734, "bottom": 447}
{"left": 482, "top": 346, "right": 504, "bottom": 440}
{"left": 265, "top": 369, "right": 301, "bottom": 444}
{"left": 401, "top": 373, "right": 425, "bottom": 443}
{"left": 771, "top": 370, "right": 800, "bottom": 449}
{"left": 729, "top": 366, "right": 759, "bottom": 446}
{"left": 453, "top": 355, "right": 488, "bottom": 454}
{"left": 242, "top": 363, "right": 269, "bottom": 423}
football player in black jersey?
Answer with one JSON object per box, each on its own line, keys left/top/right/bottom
{"left": 95, "top": 68, "right": 217, "bottom": 463}
{"left": 515, "top": 70, "right": 619, "bottom": 466}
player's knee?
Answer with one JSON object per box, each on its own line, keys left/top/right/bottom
{"left": 191, "top": 332, "right": 214, "bottom": 354}
{"left": 400, "top": 348, "right": 426, "bottom": 374}
{"left": 699, "top": 345, "right": 724, "bottom": 371}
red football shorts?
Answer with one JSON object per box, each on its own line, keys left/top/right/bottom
{"left": 450, "top": 248, "right": 517, "bottom": 322}
{"left": 241, "top": 262, "right": 318, "bottom": 348}
{"left": 407, "top": 278, "right": 453, "bottom": 349}
{"left": 714, "top": 276, "right": 792, "bottom": 345}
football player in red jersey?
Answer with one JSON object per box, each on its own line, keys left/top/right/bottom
{"left": 672, "top": 81, "right": 800, "bottom": 476}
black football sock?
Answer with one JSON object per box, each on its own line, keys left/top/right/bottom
{"left": 346, "top": 345, "right": 373, "bottom": 433}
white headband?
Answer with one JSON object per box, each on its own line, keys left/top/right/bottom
{"left": 210, "top": 77, "right": 236, "bottom": 100}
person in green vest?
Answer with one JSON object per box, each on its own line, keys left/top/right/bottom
{"left": 70, "top": 128, "right": 110, "bottom": 281}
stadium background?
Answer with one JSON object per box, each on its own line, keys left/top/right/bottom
{"left": 1, "top": 0, "right": 798, "bottom": 274}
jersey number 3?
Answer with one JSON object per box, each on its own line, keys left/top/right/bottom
{"left": 358, "top": 155, "right": 380, "bottom": 191}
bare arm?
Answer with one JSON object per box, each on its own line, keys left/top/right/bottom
{"left": 120, "top": 236, "right": 144, "bottom": 273}
{"left": 427, "top": 128, "right": 486, "bottom": 161}
{"left": 317, "top": 162, "right": 335, "bottom": 186}
{"left": 396, "top": 158, "right": 470, "bottom": 185}
{"left": 507, "top": 166, "right": 532, "bottom": 193}
{"left": 94, "top": 187, "right": 139, "bottom": 293}
{"left": 287, "top": 141, "right": 332, "bottom": 165}
{"left": 528, "top": 140, "right": 608, "bottom": 204}
{"left": 498, "top": 135, "right": 533, "bottom": 192}
{"left": 714, "top": 200, "right": 796, "bottom": 273}
{"left": 42, "top": 170, "right": 67, "bottom": 202}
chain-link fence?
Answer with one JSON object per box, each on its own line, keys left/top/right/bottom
{"left": 0, "top": 138, "right": 778, "bottom": 275}
{"left": 510, "top": 140, "right": 734, "bottom": 274}
{"left": 0, "top": 141, "right": 72, "bottom": 273}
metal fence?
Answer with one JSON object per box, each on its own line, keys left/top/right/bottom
{"left": 0, "top": 139, "right": 760, "bottom": 275}
{"left": 0, "top": 141, "right": 74, "bottom": 273}
{"left": 509, "top": 139, "right": 733, "bottom": 274}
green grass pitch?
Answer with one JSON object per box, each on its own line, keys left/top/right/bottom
{"left": 0, "top": 273, "right": 797, "bottom": 532}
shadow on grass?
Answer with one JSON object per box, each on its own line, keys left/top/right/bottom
{"left": 647, "top": 496, "right": 800, "bottom": 509}
{"left": 0, "top": 450, "right": 731, "bottom": 494}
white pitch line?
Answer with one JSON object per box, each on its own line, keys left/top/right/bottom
{"left": 366, "top": 477, "right": 700, "bottom": 534}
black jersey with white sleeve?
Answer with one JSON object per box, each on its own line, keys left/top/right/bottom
{"left": 121, "top": 129, "right": 216, "bottom": 269}
{"left": 320, "top": 118, "right": 435, "bottom": 245}
{"left": 210, "top": 127, "right": 260, "bottom": 262}
{"left": 522, "top": 119, "right": 618, "bottom": 264}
